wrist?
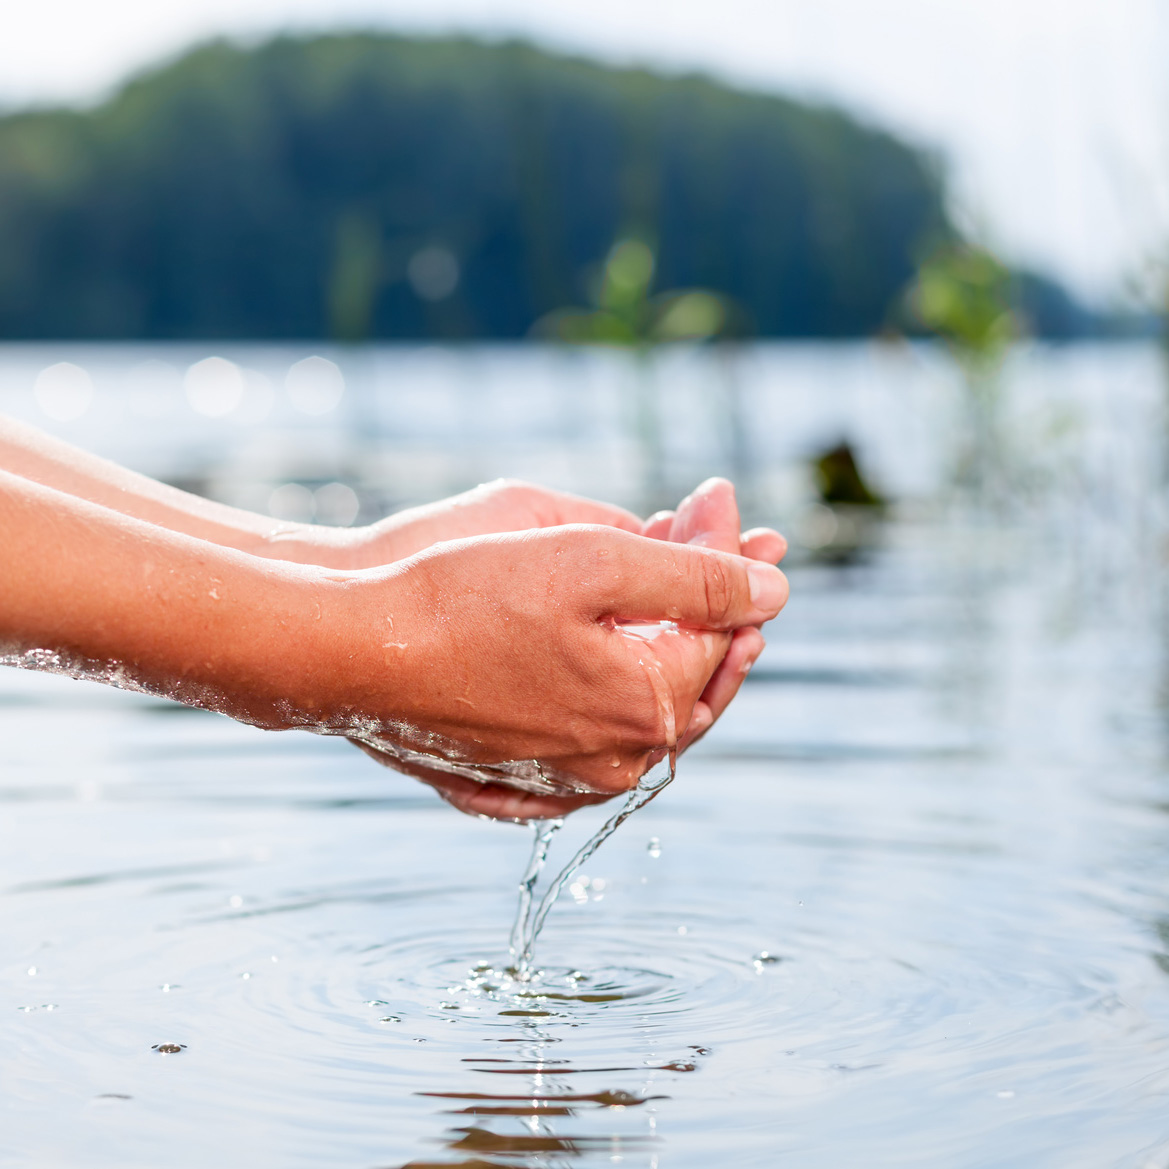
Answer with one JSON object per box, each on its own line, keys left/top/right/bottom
{"left": 292, "top": 560, "right": 432, "bottom": 736}
{"left": 255, "top": 522, "right": 371, "bottom": 570}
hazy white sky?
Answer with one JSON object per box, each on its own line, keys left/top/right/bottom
{"left": 2, "top": 0, "right": 1167, "bottom": 304}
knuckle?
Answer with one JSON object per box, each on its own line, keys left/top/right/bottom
{"left": 700, "top": 554, "right": 736, "bottom": 624}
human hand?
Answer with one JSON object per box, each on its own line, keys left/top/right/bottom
{"left": 330, "top": 523, "right": 788, "bottom": 820}
{"left": 640, "top": 479, "right": 786, "bottom": 755}
{"left": 334, "top": 479, "right": 644, "bottom": 567}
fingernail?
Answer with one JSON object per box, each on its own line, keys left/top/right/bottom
{"left": 748, "top": 563, "right": 787, "bottom": 613}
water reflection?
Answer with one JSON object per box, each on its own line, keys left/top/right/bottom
{"left": 400, "top": 980, "right": 676, "bottom": 1169}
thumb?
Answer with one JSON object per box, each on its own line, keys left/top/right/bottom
{"left": 581, "top": 527, "right": 788, "bottom": 630}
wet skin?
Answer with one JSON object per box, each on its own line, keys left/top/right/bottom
{"left": 0, "top": 416, "right": 788, "bottom": 819}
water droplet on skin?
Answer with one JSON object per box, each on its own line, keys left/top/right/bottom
{"left": 647, "top": 837, "right": 661, "bottom": 857}
{"left": 152, "top": 1043, "right": 185, "bottom": 1054}
{"left": 208, "top": 589, "right": 220, "bottom": 600}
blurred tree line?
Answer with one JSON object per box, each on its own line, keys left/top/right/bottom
{"left": 0, "top": 33, "right": 1090, "bottom": 341}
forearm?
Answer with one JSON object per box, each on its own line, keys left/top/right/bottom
{"left": 0, "top": 415, "right": 363, "bottom": 567}
{"left": 0, "top": 468, "right": 355, "bottom": 728}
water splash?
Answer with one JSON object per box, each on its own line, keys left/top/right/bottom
{"left": 508, "top": 818, "right": 563, "bottom": 966}
{"left": 510, "top": 754, "right": 676, "bottom": 977}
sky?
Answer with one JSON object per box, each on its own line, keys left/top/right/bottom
{"left": 2, "top": 0, "right": 1167, "bottom": 306}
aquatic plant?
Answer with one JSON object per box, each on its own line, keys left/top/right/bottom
{"left": 906, "top": 242, "right": 1021, "bottom": 501}
{"left": 536, "top": 238, "right": 733, "bottom": 508}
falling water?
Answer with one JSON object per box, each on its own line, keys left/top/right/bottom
{"left": 509, "top": 753, "right": 677, "bottom": 976}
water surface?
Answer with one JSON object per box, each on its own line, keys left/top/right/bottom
{"left": 3, "top": 343, "right": 1169, "bottom": 1166}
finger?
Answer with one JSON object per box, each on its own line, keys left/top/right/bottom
{"left": 424, "top": 773, "right": 610, "bottom": 821}
{"left": 668, "top": 478, "right": 741, "bottom": 552}
{"left": 581, "top": 528, "right": 789, "bottom": 629}
{"left": 741, "top": 527, "right": 787, "bottom": 564}
{"left": 678, "top": 627, "right": 764, "bottom": 752}
{"left": 699, "top": 625, "right": 764, "bottom": 723}
{"left": 349, "top": 739, "right": 610, "bottom": 820}
{"left": 642, "top": 510, "right": 675, "bottom": 540}
{"left": 677, "top": 699, "right": 714, "bottom": 751}
{"left": 533, "top": 486, "right": 644, "bottom": 533}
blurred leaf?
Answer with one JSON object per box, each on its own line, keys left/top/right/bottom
{"left": 652, "top": 291, "right": 726, "bottom": 341}
{"left": 908, "top": 243, "right": 1020, "bottom": 365}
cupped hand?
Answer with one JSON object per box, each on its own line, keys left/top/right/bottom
{"left": 336, "top": 522, "right": 787, "bottom": 820}
{"left": 641, "top": 478, "right": 786, "bottom": 756}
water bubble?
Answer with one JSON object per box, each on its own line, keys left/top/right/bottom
{"left": 27, "top": 966, "right": 37, "bottom": 976}
{"left": 677, "top": 926, "right": 689, "bottom": 936}
{"left": 313, "top": 482, "right": 360, "bottom": 527}
{"left": 240, "top": 972, "right": 252, "bottom": 981}
{"left": 647, "top": 837, "right": 661, "bottom": 858}
{"left": 185, "top": 357, "right": 244, "bottom": 417}
{"left": 996, "top": 1090, "right": 1016, "bottom": 1099}
{"left": 152, "top": 1043, "right": 185, "bottom": 1054}
{"left": 407, "top": 246, "right": 460, "bottom": 302}
{"left": 285, "top": 356, "right": 344, "bottom": 415}
{"left": 753, "top": 951, "right": 781, "bottom": 972}
{"left": 268, "top": 483, "right": 314, "bottom": 523}
{"left": 159, "top": 984, "right": 179, "bottom": 993}
{"left": 228, "top": 895, "right": 243, "bottom": 909}
{"left": 378, "top": 1016, "right": 402, "bottom": 1024}
{"left": 34, "top": 362, "right": 93, "bottom": 421}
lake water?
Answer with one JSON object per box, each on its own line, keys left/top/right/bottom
{"left": 3, "top": 341, "right": 1169, "bottom": 1167}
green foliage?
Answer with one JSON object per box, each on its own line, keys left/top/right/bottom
{"left": 538, "top": 238, "right": 728, "bottom": 346}
{"left": 907, "top": 243, "right": 1019, "bottom": 369}
{"left": 0, "top": 33, "right": 952, "bottom": 340}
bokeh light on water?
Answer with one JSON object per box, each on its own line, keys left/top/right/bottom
{"left": 2, "top": 340, "right": 1169, "bottom": 1166}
